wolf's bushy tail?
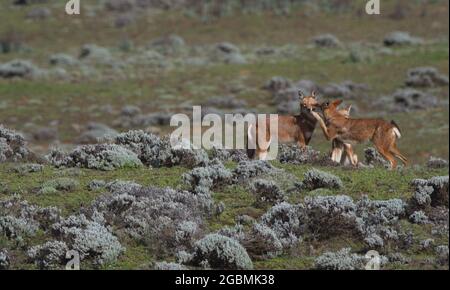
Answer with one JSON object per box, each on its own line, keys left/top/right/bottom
{"left": 391, "top": 120, "right": 402, "bottom": 139}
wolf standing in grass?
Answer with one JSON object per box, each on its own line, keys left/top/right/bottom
{"left": 312, "top": 99, "right": 408, "bottom": 169}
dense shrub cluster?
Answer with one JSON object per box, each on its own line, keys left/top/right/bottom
{"left": 250, "top": 179, "right": 286, "bottom": 207}
{"left": 277, "top": 144, "right": 320, "bottom": 165}
{"left": 0, "top": 125, "right": 31, "bottom": 162}
{"left": 51, "top": 214, "right": 124, "bottom": 266}
{"left": 183, "top": 159, "right": 232, "bottom": 194}
{"left": 315, "top": 248, "right": 366, "bottom": 270}
{"left": 90, "top": 185, "right": 213, "bottom": 255}
{"left": 0, "top": 249, "right": 10, "bottom": 270}
{"left": 364, "top": 147, "right": 390, "bottom": 167}
{"left": 304, "top": 195, "right": 357, "bottom": 238}
{"left": 46, "top": 144, "right": 143, "bottom": 171}
{"left": 211, "top": 147, "right": 248, "bottom": 163}
{"left": 27, "top": 240, "right": 69, "bottom": 269}
{"left": 11, "top": 163, "right": 43, "bottom": 174}
{"left": 405, "top": 67, "right": 449, "bottom": 88}
{"left": 383, "top": 31, "right": 422, "bottom": 46}
{"left": 232, "top": 160, "right": 277, "bottom": 183}
{"left": 114, "top": 130, "right": 209, "bottom": 168}
{"left": 426, "top": 157, "right": 448, "bottom": 169}
{"left": 39, "top": 177, "right": 79, "bottom": 194}
{"left": 297, "top": 168, "right": 343, "bottom": 190}
{"left": 154, "top": 261, "right": 187, "bottom": 270}
{"left": 410, "top": 176, "right": 449, "bottom": 210}
{"left": 188, "top": 234, "right": 253, "bottom": 270}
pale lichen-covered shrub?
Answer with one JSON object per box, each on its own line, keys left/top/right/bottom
{"left": 11, "top": 163, "right": 43, "bottom": 174}
{"left": 0, "top": 249, "right": 9, "bottom": 269}
{"left": 88, "top": 179, "right": 106, "bottom": 191}
{"left": 426, "top": 156, "right": 448, "bottom": 169}
{"left": 383, "top": 31, "right": 422, "bottom": 46}
{"left": 315, "top": 248, "right": 365, "bottom": 270}
{"left": 409, "top": 210, "right": 429, "bottom": 224}
{"left": 46, "top": 144, "right": 142, "bottom": 171}
{"left": 39, "top": 177, "right": 79, "bottom": 194}
{"left": 250, "top": 179, "right": 286, "bottom": 207}
{"left": 364, "top": 147, "right": 390, "bottom": 168}
{"left": 0, "top": 215, "right": 38, "bottom": 243}
{"left": 90, "top": 186, "right": 211, "bottom": 254}
{"left": 27, "top": 240, "right": 69, "bottom": 269}
{"left": 355, "top": 196, "right": 406, "bottom": 248}
{"left": 312, "top": 34, "right": 342, "bottom": 48}
{"left": 298, "top": 168, "right": 343, "bottom": 190}
{"left": 277, "top": 144, "right": 320, "bottom": 165}
{"left": 183, "top": 159, "right": 232, "bottom": 194}
{"left": 410, "top": 176, "right": 449, "bottom": 208}
{"left": 105, "top": 179, "right": 142, "bottom": 193}
{"left": 304, "top": 195, "right": 357, "bottom": 238}
{"left": 0, "top": 125, "right": 31, "bottom": 162}
{"left": 52, "top": 214, "right": 124, "bottom": 266}
{"left": 0, "top": 196, "right": 61, "bottom": 231}
{"left": 154, "top": 261, "right": 187, "bottom": 270}
{"left": 114, "top": 130, "right": 209, "bottom": 168}
{"left": 0, "top": 59, "right": 43, "bottom": 78}
{"left": 435, "top": 245, "right": 449, "bottom": 265}
{"left": 211, "top": 147, "right": 248, "bottom": 163}
{"left": 259, "top": 202, "right": 305, "bottom": 248}
{"left": 189, "top": 234, "right": 253, "bottom": 270}
{"left": 405, "top": 67, "right": 449, "bottom": 88}
{"left": 243, "top": 223, "right": 283, "bottom": 259}
{"left": 232, "top": 160, "right": 276, "bottom": 183}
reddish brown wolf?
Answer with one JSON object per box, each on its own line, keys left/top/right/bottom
{"left": 247, "top": 91, "right": 320, "bottom": 159}
{"left": 247, "top": 91, "right": 356, "bottom": 161}
{"left": 312, "top": 99, "right": 408, "bottom": 169}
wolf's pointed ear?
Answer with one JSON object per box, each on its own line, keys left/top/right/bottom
{"left": 298, "top": 90, "right": 305, "bottom": 99}
{"left": 332, "top": 99, "right": 343, "bottom": 106}
{"left": 311, "top": 90, "right": 317, "bottom": 98}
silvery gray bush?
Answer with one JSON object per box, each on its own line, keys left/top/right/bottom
{"left": 27, "top": 240, "right": 69, "bottom": 269}
{"left": 426, "top": 156, "right": 448, "bottom": 169}
{"left": 0, "top": 59, "right": 43, "bottom": 79}
{"left": 312, "top": 34, "right": 341, "bottom": 48}
{"left": 183, "top": 159, "right": 232, "bottom": 194}
{"left": 52, "top": 214, "right": 124, "bottom": 266}
{"left": 410, "top": 176, "right": 449, "bottom": 209}
{"left": 0, "top": 125, "right": 31, "bottom": 162}
{"left": 409, "top": 211, "right": 429, "bottom": 224}
{"left": 259, "top": 202, "right": 305, "bottom": 248}
{"left": 105, "top": 179, "right": 142, "bottom": 193}
{"left": 39, "top": 177, "right": 79, "bottom": 194}
{"left": 154, "top": 261, "right": 187, "bottom": 270}
{"left": 88, "top": 179, "right": 106, "bottom": 191}
{"left": 232, "top": 160, "right": 276, "bottom": 183}
{"left": 298, "top": 168, "right": 343, "bottom": 190}
{"left": 304, "top": 195, "right": 357, "bottom": 238}
{"left": 188, "top": 234, "right": 253, "bottom": 270}
{"left": 405, "top": 67, "right": 449, "bottom": 88}
{"left": 277, "top": 144, "right": 320, "bottom": 165}
{"left": 114, "top": 130, "right": 209, "bottom": 168}
{"left": 364, "top": 147, "right": 391, "bottom": 167}
{"left": 244, "top": 223, "right": 283, "bottom": 259}
{"left": 250, "top": 179, "right": 286, "bottom": 207}
{"left": 315, "top": 248, "right": 365, "bottom": 270}
{"left": 383, "top": 31, "right": 422, "bottom": 46}
{"left": 211, "top": 147, "right": 248, "bottom": 163}
{"left": 435, "top": 245, "right": 449, "bottom": 265}
{"left": 90, "top": 185, "right": 212, "bottom": 254}
{"left": 11, "top": 163, "right": 43, "bottom": 174}
{"left": 46, "top": 144, "right": 142, "bottom": 171}
{"left": 0, "top": 215, "right": 38, "bottom": 243}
